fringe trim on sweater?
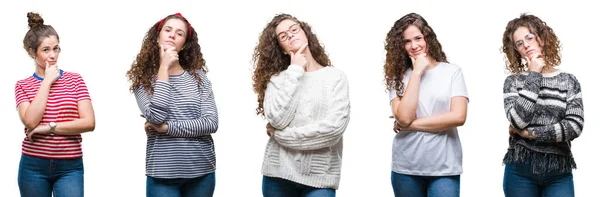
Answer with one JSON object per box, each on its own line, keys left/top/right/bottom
{"left": 503, "top": 145, "right": 576, "bottom": 174}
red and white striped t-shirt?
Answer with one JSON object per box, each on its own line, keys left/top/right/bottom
{"left": 14, "top": 71, "right": 91, "bottom": 159}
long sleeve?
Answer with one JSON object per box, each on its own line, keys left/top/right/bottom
{"left": 273, "top": 74, "right": 350, "bottom": 151}
{"left": 529, "top": 75, "right": 584, "bottom": 143}
{"left": 166, "top": 73, "right": 219, "bottom": 137}
{"left": 503, "top": 72, "right": 543, "bottom": 129}
{"left": 134, "top": 80, "right": 171, "bottom": 124}
{"left": 264, "top": 64, "right": 304, "bottom": 129}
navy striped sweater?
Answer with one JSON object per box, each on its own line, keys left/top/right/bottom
{"left": 135, "top": 70, "right": 218, "bottom": 178}
{"left": 503, "top": 70, "right": 583, "bottom": 174}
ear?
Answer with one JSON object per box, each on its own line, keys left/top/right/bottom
{"left": 28, "top": 48, "right": 36, "bottom": 58}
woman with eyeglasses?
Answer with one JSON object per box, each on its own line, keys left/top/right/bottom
{"left": 501, "top": 13, "right": 584, "bottom": 197}
{"left": 252, "top": 13, "right": 351, "bottom": 197}
{"left": 126, "top": 13, "right": 218, "bottom": 197}
{"left": 385, "top": 13, "right": 469, "bottom": 197}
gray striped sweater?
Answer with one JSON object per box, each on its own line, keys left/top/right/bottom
{"left": 135, "top": 70, "right": 218, "bottom": 179}
{"left": 503, "top": 70, "right": 584, "bottom": 174}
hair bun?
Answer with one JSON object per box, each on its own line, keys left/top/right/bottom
{"left": 27, "top": 12, "right": 44, "bottom": 29}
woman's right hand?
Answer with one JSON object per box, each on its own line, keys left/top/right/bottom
{"left": 290, "top": 43, "right": 308, "bottom": 68}
{"left": 410, "top": 53, "right": 429, "bottom": 74}
{"left": 526, "top": 52, "right": 545, "bottom": 73}
{"left": 44, "top": 61, "right": 60, "bottom": 83}
{"left": 159, "top": 44, "right": 179, "bottom": 68}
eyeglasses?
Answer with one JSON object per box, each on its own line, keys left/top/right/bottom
{"left": 276, "top": 23, "right": 301, "bottom": 42}
{"left": 514, "top": 33, "right": 536, "bottom": 50}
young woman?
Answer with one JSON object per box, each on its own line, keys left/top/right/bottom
{"left": 501, "top": 13, "right": 584, "bottom": 197}
{"left": 126, "top": 13, "right": 219, "bottom": 197}
{"left": 385, "top": 13, "right": 469, "bottom": 197}
{"left": 15, "top": 12, "right": 96, "bottom": 197}
{"left": 252, "top": 13, "right": 351, "bottom": 197}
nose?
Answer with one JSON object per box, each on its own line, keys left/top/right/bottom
{"left": 286, "top": 31, "right": 295, "bottom": 40}
{"left": 48, "top": 51, "right": 57, "bottom": 59}
{"left": 522, "top": 41, "right": 531, "bottom": 49}
{"left": 411, "top": 41, "right": 419, "bottom": 50}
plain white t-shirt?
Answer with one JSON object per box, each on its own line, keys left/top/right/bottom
{"left": 388, "top": 62, "right": 469, "bottom": 176}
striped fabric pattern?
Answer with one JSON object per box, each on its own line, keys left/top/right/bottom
{"left": 135, "top": 70, "right": 218, "bottom": 179}
{"left": 503, "top": 70, "right": 584, "bottom": 174}
{"left": 14, "top": 71, "right": 91, "bottom": 159}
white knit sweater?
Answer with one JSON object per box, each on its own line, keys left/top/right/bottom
{"left": 261, "top": 64, "right": 351, "bottom": 189}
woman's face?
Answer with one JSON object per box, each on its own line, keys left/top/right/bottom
{"left": 32, "top": 35, "right": 60, "bottom": 68}
{"left": 275, "top": 19, "right": 308, "bottom": 54}
{"left": 158, "top": 18, "right": 188, "bottom": 52}
{"left": 513, "top": 26, "right": 542, "bottom": 59}
{"left": 402, "top": 25, "right": 427, "bottom": 58}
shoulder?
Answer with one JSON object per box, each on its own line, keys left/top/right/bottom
{"left": 61, "top": 71, "right": 86, "bottom": 81}
{"left": 324, "top": 66, "right": 348, "bottom": 81}
{"left": 192, "top": 70, "right": 211, "bottom": 82}
{"left": 16, "top": 75, "right": 37, "bottom": 88}
{"left": 557, "top": 71, "right": 579, "bottom": 81}
{"left": 440, "top": 62, "right": 464, "bottom": 73}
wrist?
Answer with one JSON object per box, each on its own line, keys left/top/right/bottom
{"left": 41, "top": 80, "right": 54, "bottom": 87}
{"left": 49, "top": 122, "right": 57, "bottom": 135}
{"left": 411, "top": 70, "right": 424, "bottom": 77}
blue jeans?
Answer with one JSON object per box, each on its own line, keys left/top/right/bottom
{"left": 262, "top": 176, "right": 336, "bottom": 197}
{"left": 391, "top": 171, "right": 460, "bottom": 197}
{"left": 503, "top": 163, "right": 574, "bottom": 197}
{"left": 18, "top": 154, "right": 84, "bottom": 197}
{"left": 146, "top": 172, "right": 216, "bottom": 197}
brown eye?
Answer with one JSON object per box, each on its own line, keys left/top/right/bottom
{"left": 290, "top": 27, "right": 300, "bottom": 33}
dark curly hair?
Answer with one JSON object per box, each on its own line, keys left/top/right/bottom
{"left": 252, "top": 13, "right": 331, "bottom": 116}
{"left": 501, "top": 13, "right": 561, "bottom": 74}
{"left": 126, "top": 14, "right": 207, "bottom": 94}
{"left": 384, "top": 13, "right": 447, "bottom": 97}
{"left": 23, "top": 12, "right": 59, "bottom": 57}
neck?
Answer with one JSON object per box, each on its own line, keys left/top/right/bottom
{"left": 35, "top": 64, "right": 46, "bottom": 78}
{"left": 168, "top": 62, "right": 185, "bottom": 75}
{"left": 426, "top": 58, "right": 440, "bottom": 70}
{"left": 304, "top": 51, "right": 324, "bottom": 72}
{"left": 540, "top": 66, "right": 556, "bottom": 74}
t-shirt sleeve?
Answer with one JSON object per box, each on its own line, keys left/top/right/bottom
{"left": 75, "top": 74, "right": 91, "bottom": 101}
{"left": 451, "top": 67, "right": 468, "bottom": 100}
{"left": 14, "top": 82, "right": 29, "bottom": 108}
{"left": 388, "top": 88, "right": 399, "bottom": 103}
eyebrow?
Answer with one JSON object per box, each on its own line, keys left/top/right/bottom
{"left": 41, "top": 45, "right": 59, "bottom": 48}
{"left": 276, "top": 24, "right": 297, "bottom": 35}
{"left": 164, "top": 25, "right": 186, "bottom": 34}
{"left": 403, "top": 35, "right": 423, "bottom": 41}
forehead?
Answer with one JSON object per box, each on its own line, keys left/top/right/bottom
{"left": 163, "top": 18, "right": 187, "bottom": 31}
{"left": 402, "top": 25, "right": 423, "bottom": 39}
{"left": 38, "top": 36, "right": 59, "bottom": 47}
{"left": 513, "top": 26, "right": 531, "bottom": 40}
{"left": 275, "top": 19, "right": 297, "bottom": 34}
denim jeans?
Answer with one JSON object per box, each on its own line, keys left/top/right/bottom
{"left": 262, "top": 176, "right": 336, "bottom": 197}
{"left": 18, "top": 154, "right": 84, "bottom": 197}
{"left": 503, "top": 162, "right": 574, "bottom": 197}
{"left": 391, "top": 171, "right": 460, "bottom": 197}
{"left": 146, "top": 172, "right": 216, "bottom": 197}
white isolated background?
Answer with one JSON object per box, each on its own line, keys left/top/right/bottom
{"left": 1, "top": 0, "right": 598, "bottom": 196}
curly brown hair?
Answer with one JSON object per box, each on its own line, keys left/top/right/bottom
{"left": 23, "top": 12, "right": 59, "bottom": 57}
{"left": 384, "top": 13, "right": 447, "bottom": 97}
{"left": 126, "top": 14, "right": 207, "bottom": 94}
{"left": 501, "top": 13, "right": 561, "bottom": 74}
{"left": 252, "top": 13, "right": 331, "bottom": 116}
